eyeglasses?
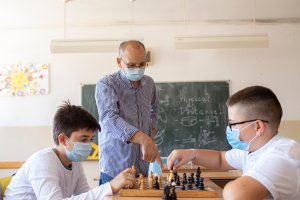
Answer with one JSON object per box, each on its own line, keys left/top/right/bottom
{"left": 121, "top": 58, "right": 147, "bottom": 69}
{"left": 228, "top": 119, "right": 269, "bottom": 131}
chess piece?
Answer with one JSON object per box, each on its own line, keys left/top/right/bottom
{"left": 196, "top": 166, "right": 201, "bottom": 177}
{"left": 162, "top": 185, "right": 171, "bottom": 200}
{"left": 175, "top": 175, "right": 180, "bottom": 186}
{"left": 149, "top": 175, "right": 154, "bottom": 189}
{"left": 140, "top": 176, "right": 145, "bottom": 190}
{"left": 154, "top": 175, "right": 160, "bottom": 189}
{"left": 181, "top": 182, "right": 186, "bottom": 190}
{"left": 195, "top": 167, "right": 201, "bottom": 187}
{"left": 138, "top": 173, "right": 143, "bottom": 186}
{"left": 190, "top": 172, "right": 195, "bottom": 184}
{"left": 198, "top": 177, "right": 205, "bottom": 190}
{"left": 149, "top": 171, "right": 153, "bottom": 181}
{"left": 171, "top": 182, "right": 177, "bottom": 200}
{"left": 182, "top": 173, "right": 187, "bottom": 184}
{"left": 187, "top": 176, "right": 193, "bottom": 190}
{"left": 158, "top": 174, "right": 162, "bottom": 186}
{"left": 131, "top": 165, "right": 136, "bottom": 176}
{"left": 168, "top": 170, "right": 174, "bottom": 183}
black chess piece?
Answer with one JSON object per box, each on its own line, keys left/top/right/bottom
{"left": 190, "top": 172, "right": 195, "bottom": 184}
{"left": 181, "top": 182, "right": 186, "bottom": 190}
{"left": 171, "top": 185, "right": 177, "bottom": 200}
{"left": 196, "top": 166, "right": 201, "bottom": 177}
{"left": 187, "top": 176, "right": 193, "bottom": 190}
{"left": 175, "top": 175, "right": 180, "bottom": 186}
{"left": 154, "top": 176, "right": 160, "bottom": 190}
{"left": 183, "top": 173, "right": 187, "bottom": 184}
{"left": 198, "top": 177, "right": 205, "bottom": 190}
{"left": 195, "top": 166, "right": 201, "bottom": 187}
{"left": 162, "top": 185, "right": 171, "bottom": 200}
{"left": 195, "top": 175, "right": 200, "bottom": 187}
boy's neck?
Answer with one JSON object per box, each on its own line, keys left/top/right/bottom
{"left": 53, "top": 146, "right": 72, "bottom": 169}
{"left": 250, "top": 131, "right": 276, "bottom": 152}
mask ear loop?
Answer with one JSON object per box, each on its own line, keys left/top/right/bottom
{"left": 246, "top": 121, "right": 262, "bottom": 151}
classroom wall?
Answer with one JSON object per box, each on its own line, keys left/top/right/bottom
{"left": 1, "top": 0, "right": 300, "bottom": 188}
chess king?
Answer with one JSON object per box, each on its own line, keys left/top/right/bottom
{"left": 167, "top": 86, "right": 300, "bottom": 200}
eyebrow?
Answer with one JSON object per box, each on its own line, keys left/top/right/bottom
{"left": 80, "top": 134, "right": 94, "bottom": 139}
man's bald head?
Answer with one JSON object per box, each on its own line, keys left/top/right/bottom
{"left": 119, "top": 40, "right": 146, "bottom": 58}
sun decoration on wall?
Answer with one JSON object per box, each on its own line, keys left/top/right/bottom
{"left": 0, "top": 63, "right": 49, "bottom": 96}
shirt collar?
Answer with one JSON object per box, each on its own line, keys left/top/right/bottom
{"left": 118, "top": 70, "right": 145, "bottom": 88}
{"left": 249, "top": 134, "right": 281, "bottom": 157}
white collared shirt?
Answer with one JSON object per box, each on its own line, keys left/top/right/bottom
{"left": 225, "top": 134, "right": 300, "bottom": 200}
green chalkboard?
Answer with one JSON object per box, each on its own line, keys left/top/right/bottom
{"left": 81, "top": 81, "right": 231, "bottom": 157}
{"left": 155, "top": 81, "right": 231, "bottom": 157}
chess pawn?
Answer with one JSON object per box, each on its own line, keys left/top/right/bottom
{"left": 154, "top": 175, "right": 160, "bottom": 190}
{"left": 131, "top": 165, "right": 136, "bottom": 177}
{"left": 198, "top": 177, "right": 205, "bottom": 190}
{"left": 158, "top": 175, "right": 162, "bottom": 186}
{"left": 149, "top": 176, "right": 154, "bottom": 189}
{"left": 190, "top": 172, "right": 195, "bottom": 184}
{"left": 187, "top": 176, "right": 193, "bottom": 190}
{"left": 140, "top": 178, "right": 145, "bottom": 190}
{"left": 181, "top": 182, "right": 186, "bottom": 190}
{"left": 149, "top": 171, "right": 153, "bottom": 181}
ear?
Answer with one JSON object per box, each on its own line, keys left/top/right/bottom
{"left": 57, "top": 133, "right": 67, "bottom": 146}
{"left": 255, "top": 120, "right": 265, "bottom": 136}
{"left": 116, "top": 57, "right": 122, "bottom": 67}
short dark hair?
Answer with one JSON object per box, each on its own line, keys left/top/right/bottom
{"left": 53, "top": 101, "right": 100, "bottom": 145}
{"left": 227, "top": 86, "right": 282, "bottom": 132}
{"left": 119, "top": 40, "right": 145, "bottom": 58}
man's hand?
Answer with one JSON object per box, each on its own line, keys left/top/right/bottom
{"left": 167, "top": 149, "right": 196, "bottom": 170}
{"left": 131, "top": 131, "right": 163, "bottom": 168}
{"left": 109, "top": 168, "right": 135, "bottom": 193}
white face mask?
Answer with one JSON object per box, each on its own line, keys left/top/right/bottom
{"left": 65, "top": 137, "right": 92, "bottom": 162}
{"left": 123, "top": 67, "right": 145, "bottom": 81}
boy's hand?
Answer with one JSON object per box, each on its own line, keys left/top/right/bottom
{"left": 167, "top": 149, "right": 196, "bottom": 170}
{"left": 109, "top": 168, "right": 135, "bottom": 193}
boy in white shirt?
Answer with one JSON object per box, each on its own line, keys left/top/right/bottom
{"left": 167, "top": 86, "right": 300, "bottom": 200}
{"left": 5, "top": 101, "right": 135, "bottom": 200}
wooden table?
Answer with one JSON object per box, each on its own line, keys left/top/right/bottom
{"left": 103, "top": 178, "right": 223, "bottom": 200}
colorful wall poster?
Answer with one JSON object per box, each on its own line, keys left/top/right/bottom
{"left": 0, "top": 63, "right": 49, "bottom": 96}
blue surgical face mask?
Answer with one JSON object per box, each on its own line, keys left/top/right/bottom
{"left": 65, "top": 138, "right": 92, "bottom": 162}
{"left": 226, "top": 122, "right": 258, "bottom": 151}
{"left": 123, "top": 67, "right": 145, "bottom": 81}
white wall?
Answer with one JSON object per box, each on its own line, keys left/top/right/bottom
{"left": 1, "top": 0, "right": 300, "bottom": 188}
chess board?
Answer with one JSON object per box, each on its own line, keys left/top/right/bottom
{"left": 119, "top": 178, "right": 219, "bottom": 198}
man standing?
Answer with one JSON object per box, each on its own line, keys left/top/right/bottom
{"left": 95, "top": 40, "right": 162, "bottom": 185}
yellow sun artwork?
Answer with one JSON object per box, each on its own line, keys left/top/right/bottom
{"left": 0, "top": 64, "right": 49, "bottom": 96}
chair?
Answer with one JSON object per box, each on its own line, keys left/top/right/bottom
{"left": 0, "top": 174, "right": 15, "bottom": 199}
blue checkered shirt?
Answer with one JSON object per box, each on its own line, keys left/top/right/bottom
{"left": 95, "top": 70, "right": 158, "bottom": 178}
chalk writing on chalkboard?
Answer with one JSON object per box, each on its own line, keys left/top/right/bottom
{"left": 155, "top": 82, "right": 231, "bottom": 157}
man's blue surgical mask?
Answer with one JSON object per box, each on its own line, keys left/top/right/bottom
{"left": 226, "top": 122, "right": 259, "bottom": 151}
{"left": 65, "top": 138, "right": 92, "bottom": 162}
{"left": 123, "top": 67, "right": 145, "bottom": 81}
